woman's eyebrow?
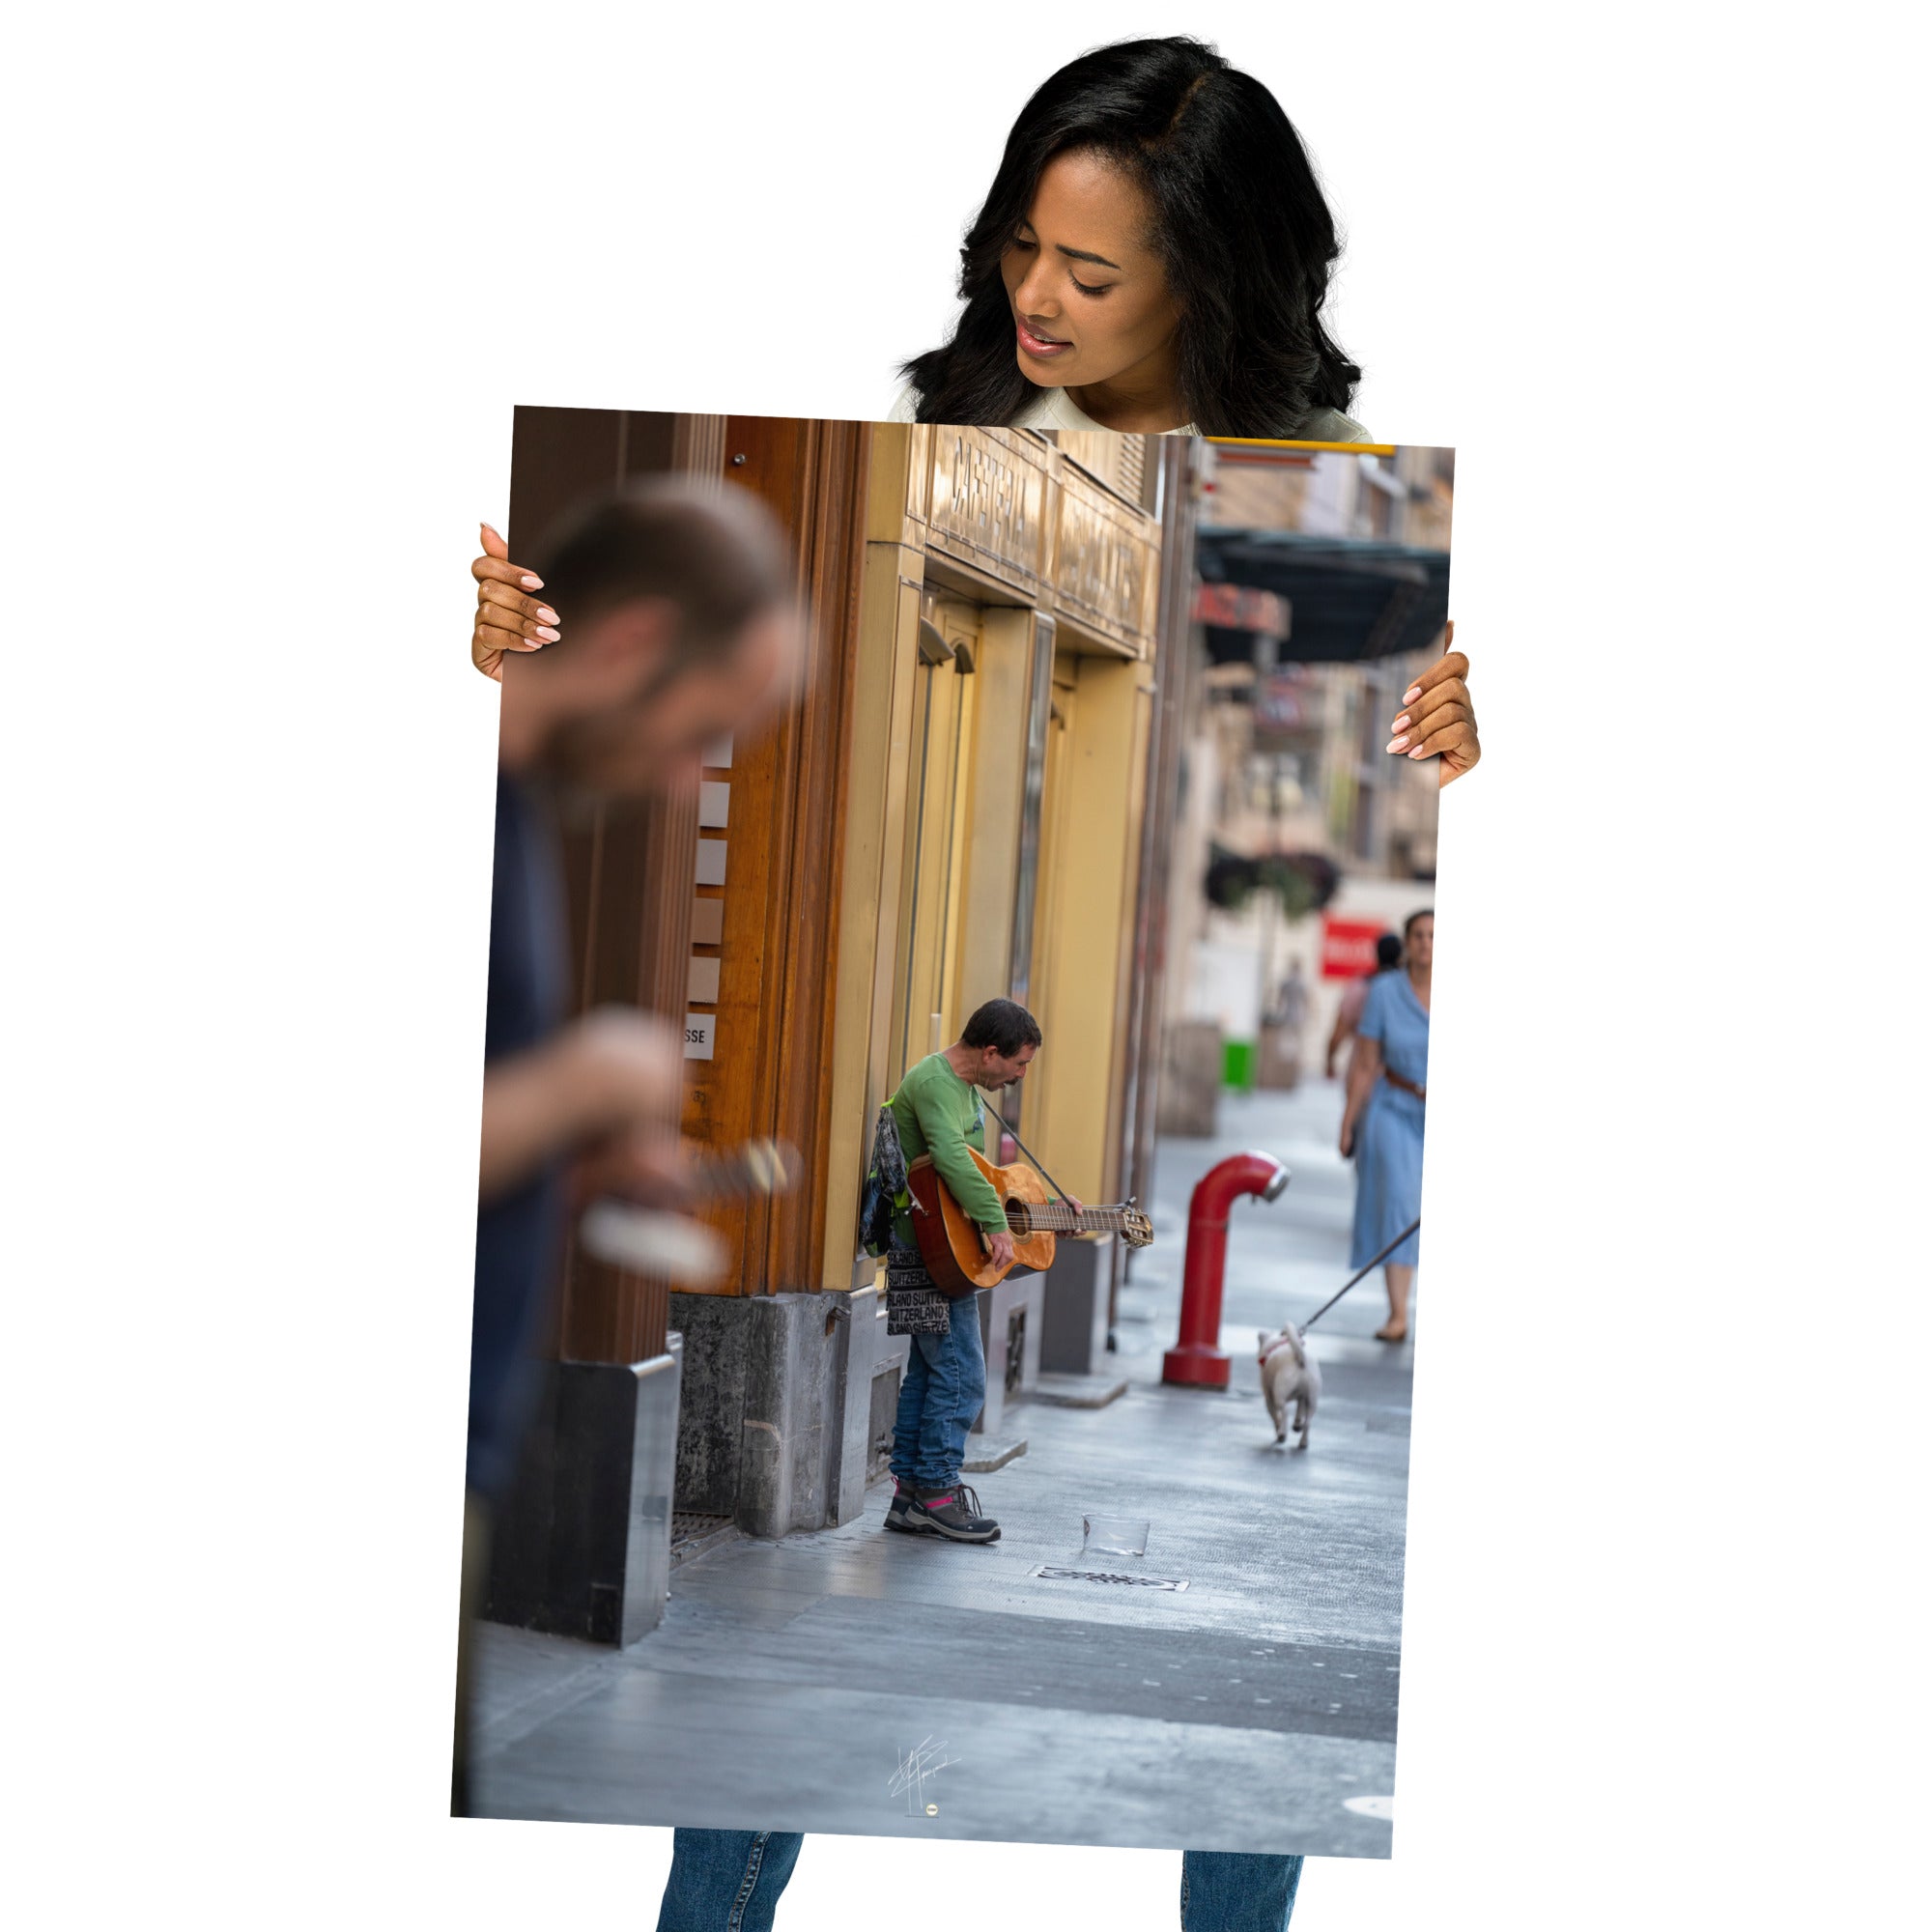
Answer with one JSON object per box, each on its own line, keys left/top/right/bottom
{"left": 1056, "top": 243, "right": 1122, "bottom": 270}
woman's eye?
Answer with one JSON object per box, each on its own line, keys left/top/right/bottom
{"left": 1071, "top": 276, "right": 1111, "bottom": 297}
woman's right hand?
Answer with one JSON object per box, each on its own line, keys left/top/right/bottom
{"left": 1339, "top": 1116, "right": 1356, "bottom": 1159}
{"left": 471, "top": 522, "right": 561, "bottom": 682}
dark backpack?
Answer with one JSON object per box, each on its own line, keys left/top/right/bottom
{"left": 859, "top": 1099, "right": 910, "bottom": 1260}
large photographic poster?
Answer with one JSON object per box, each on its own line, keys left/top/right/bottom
{"left": 464, "top": 411, "right": 1458, "bottom": 1859}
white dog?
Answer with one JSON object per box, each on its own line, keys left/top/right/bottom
{"left": 1257, "top": 1323, "right": 1321, "bottom": 1450}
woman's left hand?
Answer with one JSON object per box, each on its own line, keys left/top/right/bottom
{"left": 1385, "top": 621, "right": 1479, "bottom": 787}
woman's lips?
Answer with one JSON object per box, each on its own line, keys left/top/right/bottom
{"left": 1016, "top": 316, "right": 1072, "bottom": 358}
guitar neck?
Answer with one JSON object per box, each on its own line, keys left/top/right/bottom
{"left": 1011, "top": 1205, "right": 1136, "bottom": 1236}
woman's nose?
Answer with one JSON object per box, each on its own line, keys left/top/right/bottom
{"left": 1013, "top": 260, "right": 1059, "bottom": 320}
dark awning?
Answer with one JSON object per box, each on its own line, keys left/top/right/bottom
{"left": 1194, "top": 528, "right": 1452, "bottom": 665}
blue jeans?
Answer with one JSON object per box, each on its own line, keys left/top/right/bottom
{"left": 657, "top": 1830, "right": 807, "bottom": 1932}
{"left": 1181, "top": 1850, "right": 1304, "bottom": 1929}
{"left": 657, "top": 1832, "right": 1300, "bottom": 1929}
{"left": 889, "top": 1291, "right": 986, "bottom": 1491}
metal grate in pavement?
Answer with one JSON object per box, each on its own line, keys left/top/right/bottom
{"left": 1029, "top": 1564, "right": 1190, "bottom": 1591}
{"left": 669, "top": 1512, "right": 738, "bottom": 1569}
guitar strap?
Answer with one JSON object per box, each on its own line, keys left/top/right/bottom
{"left": 979, "top": 1095, "right": 1081, "bottom": 1213}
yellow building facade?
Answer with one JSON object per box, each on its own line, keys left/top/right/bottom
{"left": 818, "top": 423, "right": 1167, "bottom": 1295}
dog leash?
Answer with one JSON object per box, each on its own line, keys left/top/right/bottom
{"left": 1299, "top": 1218, "right": 1421, "bottom": 1331}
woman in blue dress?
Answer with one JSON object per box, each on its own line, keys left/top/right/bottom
{"left": 1340, "top": 909, "right": 1433, "bottom": 1343}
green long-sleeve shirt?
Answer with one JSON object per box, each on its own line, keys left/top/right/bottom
{"left": 889, "top": 1052, "right": 1009, "bottom": 1253}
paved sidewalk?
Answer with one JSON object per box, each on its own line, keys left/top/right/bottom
{"left": 471, "top": 1077, "right": 1414, "bottom": 1857}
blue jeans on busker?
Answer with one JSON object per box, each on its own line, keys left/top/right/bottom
{"left": 657, "top": 1831, "right": 1301, "bottom": 1929}
{"left": 889, "top": 1291, "right": 986, "bottom": 1491}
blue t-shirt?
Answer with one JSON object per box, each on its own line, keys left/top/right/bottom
{"left": 468, "top": 772, "right": 572, "bottom": 1498}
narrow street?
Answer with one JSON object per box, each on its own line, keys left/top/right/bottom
{"left": 471, "top": 1075, "right": 1414, "bottom": 1857}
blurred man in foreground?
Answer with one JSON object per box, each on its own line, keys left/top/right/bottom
{"left": 455, "top": 479, "right": 799, "bottom": 1813}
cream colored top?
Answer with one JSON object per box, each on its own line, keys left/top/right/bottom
{"left": 887, "top": 381, "right": 1372, "bottom": 444}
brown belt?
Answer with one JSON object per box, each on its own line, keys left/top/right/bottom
{"left": 1384, "top": 1069, "right": 1426, "bottom": 1102}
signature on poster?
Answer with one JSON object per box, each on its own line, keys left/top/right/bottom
{"left": 889, "top": 1737, "right": 959, "bottom": 1817}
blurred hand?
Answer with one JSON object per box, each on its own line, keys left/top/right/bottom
{"left": 1064, "top": 1196, "right": 1084, "bottom": 1217}
{"left": 986, "top": 1229, "right": 1016, "bottom": 1270}
{"left": 569, "top": 1130, "right": 698, "bottom": 1213}
{"left": 472, "top": 522, "right": 561, "bottom": 681}
{"left": 1339, "top": 1117, "right": 1356, "bottom": 1158}
{"left": 1385, "top": 621, "right": 1479, "bottom": 787}
{"left": 561, "top": 1008, "right": 684, "bottom": 1141}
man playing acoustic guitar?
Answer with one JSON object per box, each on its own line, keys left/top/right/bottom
{"left": 882, "top": 998, "right": 1080, "bottom": 1545}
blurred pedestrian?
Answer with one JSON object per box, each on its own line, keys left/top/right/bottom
{"left": 1339, "top": 909, "right": 1433, "bottom": 1344}
{"left": 454, "top": 478, "right": 800, "bottom": 1815}
{"left": 1325, "top": 931, "right": 1400, "bottom": 1077}
{"left": 1269, "top": 958, "right": 1308, "bottom": 1035}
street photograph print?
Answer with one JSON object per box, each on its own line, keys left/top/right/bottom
{"left": 457, "top": 409, "right": 1476, "bottom": 1862}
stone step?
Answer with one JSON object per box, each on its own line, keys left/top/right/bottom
{"left": 961, "top": 1432, "right": 1029, "bottom": 1473}
{"left": 1027, "top": 1372, "right": 1131, "bottom": 1409}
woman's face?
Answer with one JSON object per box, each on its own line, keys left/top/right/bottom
{"left": 1405, "top": 917, "right": 1435, "bottom": 972}
{"left": 999, "top": 148, "right": 1180, "bottom": 396}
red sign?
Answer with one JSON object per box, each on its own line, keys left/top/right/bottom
{"left": 1193, "top": 582, "right": 1291, "bottom": 636}
{"left": 1321, "top": 916, "right": 1388, "bottom": 980}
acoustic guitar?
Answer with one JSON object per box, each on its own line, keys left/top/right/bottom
{"left": 907, "top": 1145, "right": 1154, "bottom": 1299}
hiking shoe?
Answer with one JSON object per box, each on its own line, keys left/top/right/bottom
{"left": 884, "top": 1480, "right": 917, "bottom": 1532}
{"left": 904, "top": 1483, "right": 1000, "bottom": 1544}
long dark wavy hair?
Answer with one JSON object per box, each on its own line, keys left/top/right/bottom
{"left": 898, "top": 37, "right": 1361, "bottom": 437}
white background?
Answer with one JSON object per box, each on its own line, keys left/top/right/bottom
{"left": 5, "top": 4, "right": 1924, "bottom": 1928}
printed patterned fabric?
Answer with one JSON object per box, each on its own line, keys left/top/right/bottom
{"left": 885, "top": 1245, "right": 950, "bottom": 1337}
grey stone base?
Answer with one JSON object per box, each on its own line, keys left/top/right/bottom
{"left": 668, "top": 1286, "right": 899, "bottom": 1539}
{"left": 1038, "top": 1235, "right": 1116, "bottom": 1378}
{"left": 484, "top": 1341, "right": 681, "bottom": 1648}
{"left": 972, "top": 1272, "right": 1043, "bottom": 1437}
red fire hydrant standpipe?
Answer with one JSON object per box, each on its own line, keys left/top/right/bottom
{"left": 1162, "top": 1151, "right": 1292, "bottom": 1388}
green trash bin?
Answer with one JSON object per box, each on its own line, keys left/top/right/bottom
{"left": 1223, "top": 1037, "right": 1257, "bottom": 1093}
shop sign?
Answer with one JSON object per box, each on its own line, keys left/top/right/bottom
{"left": 1055, "top": 479, "right": 1153, "bottom": 648}
{"left": 926, "top": 429, "right": 1047, "bottom": 589}
{"left": 1321, "top": 915, "right": 1388, "bottom": 980}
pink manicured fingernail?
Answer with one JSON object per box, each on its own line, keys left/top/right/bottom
{"left": 1407, "top": 746, "right": 1428, "bottom": 758}
{"left": 1385, "top": 736, "right": 1409, "bottom": 753}
{"left": 521, "top": 574, "right": 544, "bottom": 589}
{"left": 534, "top": 625, "right": 560, "bottom": 642}
{"left": 1390, "top": 714, "right": 1410, "bottom": 732}
{"left": 1403, "top": 686, "right": 1422, "bottom": 704}
{"left": 536, "top": 606, "right": 559, "bottom": 625}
